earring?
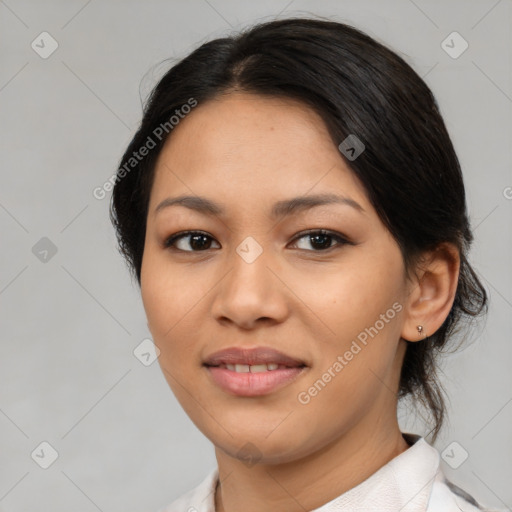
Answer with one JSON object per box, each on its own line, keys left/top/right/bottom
{"left": 416, "top": 325, "right": 427, "bottom": 339}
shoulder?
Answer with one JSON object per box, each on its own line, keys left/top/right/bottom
{"left": 398, "top": 434, "right": 502, "bottom": 512}
{"left": 156, "top": 468, "right": 218, "bottom": 512}
{"left": 427, "top": 468, "right": 504, "bottom": 512}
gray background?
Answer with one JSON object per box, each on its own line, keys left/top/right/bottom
{"left": 1, "top": 0, "right": 511, "bottom": 511}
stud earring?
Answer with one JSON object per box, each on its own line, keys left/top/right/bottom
{"left": 416, "top": 325, "right": 427, "bottom": 339}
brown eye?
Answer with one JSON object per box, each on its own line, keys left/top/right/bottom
{"left": 290, "top": 230, "right": 350, "bottom": 251}
{"left": 164, "top": 231, "right": 220, "bottom": 252}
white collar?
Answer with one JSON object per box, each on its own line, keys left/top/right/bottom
{"left": 160, "top": 433, "right": 488, "bottom": 512}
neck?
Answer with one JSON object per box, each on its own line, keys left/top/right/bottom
{"left": 214, "top": 416, "right": 410, "bottom": 512}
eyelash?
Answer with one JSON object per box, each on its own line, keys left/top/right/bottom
{"left": 163, "top": 229, "right": 351, "bottom": 253}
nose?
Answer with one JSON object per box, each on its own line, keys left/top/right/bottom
{"left": 210, "top": 238, "right": 289, "bottom": 330}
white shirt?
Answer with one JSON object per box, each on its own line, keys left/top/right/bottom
{"left": 158, "top": 433, "right": 502, "bottom": 512}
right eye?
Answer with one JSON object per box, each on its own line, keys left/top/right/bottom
{"left": 164, "top": 231, "right": 221, "bottom": 252}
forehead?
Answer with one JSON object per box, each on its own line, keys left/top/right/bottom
{"left": 149, "top": 92, "right": 370, "bottom": 214}
{"left": 158, "top": 91, "right": 333, "bottom": 155}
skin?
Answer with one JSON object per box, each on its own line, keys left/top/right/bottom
{"left": 140, "top": 91, "right": 460, "bottom": 512}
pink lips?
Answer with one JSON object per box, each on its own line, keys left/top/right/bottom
{"left": 203, "top": 346, "right": 306, "bottom": 367}
{"left": 203, "top": 346, "right": 308, "bottom": 397}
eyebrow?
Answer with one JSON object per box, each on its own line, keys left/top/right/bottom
{"left": 154, "top": 193, "right": 365, "bottom": 218}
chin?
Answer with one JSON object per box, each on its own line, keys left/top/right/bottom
{"left": 206, "top": 423, "right": 310, "bottom": 461}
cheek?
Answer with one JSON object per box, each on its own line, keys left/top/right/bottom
{"left": 300, "top": 250, "right": 406, "bottom": 385}
{"left": 141, "top": 250, "right": 183, "bottom": 345}
{"left": 140, "top": 249, "right": 212, "bottom": 364}
{"left": 299, "top": 255, "right": 403, "bottom": 339}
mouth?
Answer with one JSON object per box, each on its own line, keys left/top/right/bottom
{"left": 205, "top": 362, "right": 306, "bottom": 373}
{"left": 203, "top": 346, "right": 308, "bottom": 396}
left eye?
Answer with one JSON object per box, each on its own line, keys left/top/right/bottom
{"left": 164, "top": 229, "right": 350, "bottom": 252}
{"left": 290, "top": 229, "right": 349, "bottom": 251}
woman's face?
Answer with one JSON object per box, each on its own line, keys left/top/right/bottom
{"left": 141, "top": 92, "right": 413, "bottom": 464}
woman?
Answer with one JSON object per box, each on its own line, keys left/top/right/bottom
{"left": 110, "top": 17, "right": 495, "bottom": 512}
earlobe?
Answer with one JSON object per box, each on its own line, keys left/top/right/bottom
{"left": 400, "top": 243, "right": 460, "bottom": 342}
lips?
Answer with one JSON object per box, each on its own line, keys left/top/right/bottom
{"left": 203, "top": 346, "right": 307, "bottom": 368}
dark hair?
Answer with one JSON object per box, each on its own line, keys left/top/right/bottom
{"left": 110, "top": 16, "right": 487, "bottom": 441}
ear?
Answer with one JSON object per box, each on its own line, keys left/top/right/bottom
{"left": 401, "top": 242, "right": 460, "bottom": 342}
